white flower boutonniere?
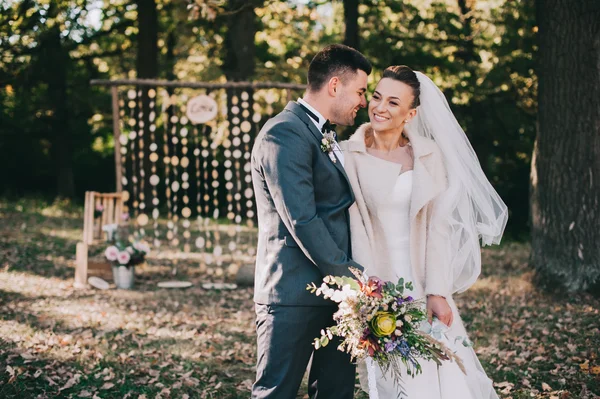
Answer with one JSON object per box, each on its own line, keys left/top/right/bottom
{"left": 321, "top": 132, "right": 337, "bottom": 163}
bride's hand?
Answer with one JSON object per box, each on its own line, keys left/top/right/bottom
{"left": 426, "top": 295, "right": 453, "bottom": 327}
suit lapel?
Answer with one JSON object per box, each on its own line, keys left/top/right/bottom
{"left": 284, "top": 102, "right": 355, "bottom": 200}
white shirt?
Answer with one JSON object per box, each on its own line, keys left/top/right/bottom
{"left": 297, "top": 98, "right": 345, "bottom": 166}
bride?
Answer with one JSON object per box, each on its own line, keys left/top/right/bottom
{"left": 340, "top": 66, "right": 508, "bottom": 398}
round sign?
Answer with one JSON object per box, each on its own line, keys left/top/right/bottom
{"left": 186, "top": 95, "right": 218, "bottom": 124}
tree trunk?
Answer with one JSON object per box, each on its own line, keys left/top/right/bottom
{"left": 343, "top": 0, "right": 360, "bottom": 50}
{"left": 135, "top": 0, "right": 158, "bottom": 208}
{"left": 531, "top": 0, "right": 600, "bottom": 293}
{"left": 222, "top": 0, "right": 258, "bottom": 81}
{"left": 220, "top": 0, "right": 260, "bottom": 221}
{"left": 41, "top": 24, "right": 75, "bottom": 198}
{"left": 136, "top": 0, "right": 158, "bottom": 80}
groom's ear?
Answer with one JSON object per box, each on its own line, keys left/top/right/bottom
{"left": 327, "top": 76, "right": 340, "bottom": 97}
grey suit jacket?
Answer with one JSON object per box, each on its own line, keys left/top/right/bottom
{"left": 251, "top": 101, "right": 362, "bottom": 306}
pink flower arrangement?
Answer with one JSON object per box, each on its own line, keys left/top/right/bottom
{"left": 117, "top": 251, "right": 131, "bottom": 265}
{"left": 105, "top": 246, "right": 119, "bottom": 261}
{"left": 105, "top": 240, "right": 150, "bottom": 268}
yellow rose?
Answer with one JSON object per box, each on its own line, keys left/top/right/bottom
{"left": 371, "top": 312, "right": 397, "bottom": 337}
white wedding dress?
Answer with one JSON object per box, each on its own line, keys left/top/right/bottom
{"left": 358, "top": 158, "right": 499, "bottom": 399}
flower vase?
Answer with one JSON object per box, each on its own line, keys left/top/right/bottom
{"left": 112, "top": 265, "right": 135, "bottom": 289}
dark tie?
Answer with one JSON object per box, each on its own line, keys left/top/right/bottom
{"left": 298, "top": 103, "right": 337, "bottom": 140}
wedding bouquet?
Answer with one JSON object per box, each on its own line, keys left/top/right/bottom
{"left": 307, "top": 268, "right": 465, "bottom": 383}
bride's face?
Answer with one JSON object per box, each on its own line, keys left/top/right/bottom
{"left": 369, "top": 78, "right": 416, "bottom": 132}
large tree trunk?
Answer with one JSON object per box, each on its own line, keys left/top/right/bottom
{"left": 136, "top": 0, "right": 158, "bottom": 80}
{"left": 41, "top": 23, "right": 75, "bottom": 198}
{"left": 222, "top": 0, "right": 257, "bottom": 81}
{"left": 531, "top": 0, "right": 600, "bottom": 292}
{"left": 135, "top": 0, "right": 158, "bottom": 207}
{"left": 343, "top": 0, "right": 360, "bottom": 50}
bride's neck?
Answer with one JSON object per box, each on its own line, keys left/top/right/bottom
{"left": 371, "top": 128, "right": 408, "bottom": 152}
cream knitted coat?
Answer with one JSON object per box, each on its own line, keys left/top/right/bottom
{"left": 340, "top": 123, "right": 453, "bottom": 298}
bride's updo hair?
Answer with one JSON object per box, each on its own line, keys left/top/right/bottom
{"left": 382, "top": 66, "right": 421, "bottom": 108}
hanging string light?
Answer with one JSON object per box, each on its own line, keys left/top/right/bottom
{"left": 97, "top": 81, "right": 305, "bottom": 282}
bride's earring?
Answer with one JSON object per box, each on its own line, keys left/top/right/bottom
{"left": 404, "top": 119, "right": 409, "bottom": 123}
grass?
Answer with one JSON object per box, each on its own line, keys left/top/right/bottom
{"left": 0, "top": 198, "right": 599, "bottom": 398}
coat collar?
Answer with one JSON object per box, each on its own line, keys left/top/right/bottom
{"left": 344, "top": 122, "right": 445, "bottom": 221}
{"left": 346, "top": 122, "right": 437, "bottom": 159}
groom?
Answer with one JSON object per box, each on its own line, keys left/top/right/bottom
{"left": 250, "top": 44, "right": 371, "bottom": 398}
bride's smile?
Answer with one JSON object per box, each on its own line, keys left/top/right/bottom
{"left": 368, "top": 77, "right": 418, "bottom": 136}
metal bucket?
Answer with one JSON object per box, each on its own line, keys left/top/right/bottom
{"left": 112, "top": 265, "right": 135, "bottom": 289}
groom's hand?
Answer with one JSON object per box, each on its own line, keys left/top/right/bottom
{"left": 426, "top": 295, "right": 453, "bottom": 327}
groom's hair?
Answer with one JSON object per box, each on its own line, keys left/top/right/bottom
{"left": 307, "top": 44, "right": 372, "bottom": 92}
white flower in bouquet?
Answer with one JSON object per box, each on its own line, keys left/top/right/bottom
{"left": 126, "top": 246, "right": 135, "bottom": 254}
{"left": 117, "top": 251, "right": 131, "bottom": 265}
{"left": 331, "top": 284, "right": 357, "bottom": 303}
{"left": 105, "top": 246, "right": 119, "bottom": 261}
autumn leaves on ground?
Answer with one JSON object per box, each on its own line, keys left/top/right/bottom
{"left": 0, "top": 199, "right": 598, "bottom": 399}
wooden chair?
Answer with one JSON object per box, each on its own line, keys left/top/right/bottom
{"left": 75, "top": 192, "right": 125, "bottom": 287}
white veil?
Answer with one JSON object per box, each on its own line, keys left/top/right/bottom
{"left": 405, "top": 72, "right": 508, "bottom": 293}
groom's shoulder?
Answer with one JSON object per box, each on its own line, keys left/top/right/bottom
{"left": 259, "top": 108, "right": 304, "bottom": 138}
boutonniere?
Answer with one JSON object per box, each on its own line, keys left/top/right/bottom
{"left": 321, "top": 132, "right": 337, "bottom": 163}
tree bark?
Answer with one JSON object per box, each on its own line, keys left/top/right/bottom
{"left": 531, "top": 0, "right": 600, "bottom": 293}
{"left": 136, "top": 0, "right": 159, "bottom": 80}
{"left": 40, "top": 22, "right": 75, "bottom": 197}
{"left": 222, "top": 0, "right": 258, "bottom": 81}
{"left": 135, "top": 0, "right": 158, "bottom": 207}
{"left": 343, "top": 0, "right": 360, "bottom": 50}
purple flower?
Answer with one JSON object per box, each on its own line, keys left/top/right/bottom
{"left": 397, "top": 340, "right": 410, "bottom": 357}
{"left": 384, "top": 340, "right": 398, "bottom": 353}
{"left": 405, "top": 296, "right": 414, "bottom": 302}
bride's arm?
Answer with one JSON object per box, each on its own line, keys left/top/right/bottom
{"left": 424, "top": 152, "right": 454, "bottom": 325}
{"left": 424, "top": 199, "right": 453, "bottom": 298}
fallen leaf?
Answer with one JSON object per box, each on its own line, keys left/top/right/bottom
{"left": 59, "top": 374, "right": 82, "bottom": 391}
{"left": 542, "top": 382, "right": 552, "bottom": 391}
{"left": 580, "top": 360, "right": 590, "bottom": 371}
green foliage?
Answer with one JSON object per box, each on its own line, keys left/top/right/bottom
{"left": 1, "top": 0, "right": 536, "bottom": 235}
